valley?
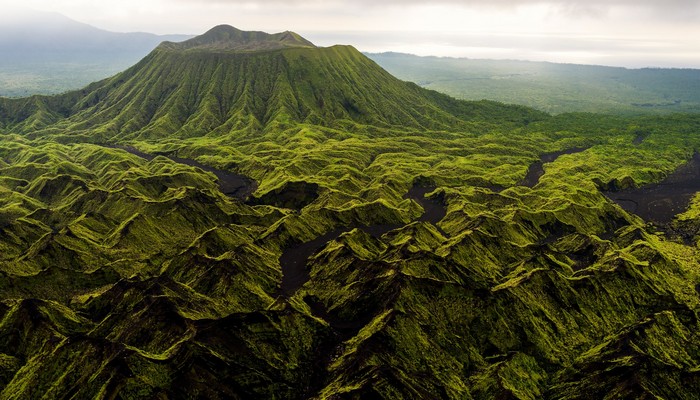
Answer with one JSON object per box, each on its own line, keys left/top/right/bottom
{"left": 279, "top": 183, "right": 447, "bottom": 297}
{"left": 111, "top": 145, "right": 257, "bottom": 200}
{"left": 110, "top": 145, "right": 448, "bottom": 298}
{"left": 518, "top": 147, "right": 588, "bottom": 188}
{"left": 368, "top": 52, "right": 700, "bottom": 115}
{"left": 603, "top": 151, "right": 700, "bottom": 225}
{"left": 0, "top": 24, "right": 700, "bottom": 399}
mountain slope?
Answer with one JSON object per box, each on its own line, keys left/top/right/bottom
{"left": 0, "top": 25, "right": 545, "bottom": 140}
{"left": 1, "top": 26, "right": 700, "bottom": 399}
{"left": 367, "top": 52, "right": 700, "bottom": 115}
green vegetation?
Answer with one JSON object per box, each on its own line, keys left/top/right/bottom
{"left": 1, "top": 25, "right": 700, "bottom": 399}
{"left": 0, "top": 10, "right": 190, "bottom": 98}
{"left": 163, "top": 24, "right": 316, "bottom": 52}
{"left": 368, "top": 52, "right": 700, "bottom": 115}
{"left": 0, "top": 65, "right": 120, "bottom": 98}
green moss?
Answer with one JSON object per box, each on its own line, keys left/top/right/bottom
{"left": 1, "top": 32, "right": 700, "bottom": 399}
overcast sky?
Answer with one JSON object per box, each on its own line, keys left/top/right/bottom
{"left": 2, "top": 0, "right": 699, "bottom": 68}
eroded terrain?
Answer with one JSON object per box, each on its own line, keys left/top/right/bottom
{"left": 1, "top": 25, "right": 700, "bottom": 399}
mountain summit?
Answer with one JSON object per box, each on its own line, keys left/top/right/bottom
{"left": 3, "top": 22, "right": 700, "bottom": 400}
{"left": 159, "top": 25, "right": 316, "bottom": 52}
{"left": 0, "top": 25, "right": 542, "bottom": 138}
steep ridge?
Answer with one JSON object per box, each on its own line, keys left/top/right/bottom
{"left": 160, "top": 24, "right": 316, "bottom": 52}
{"left": 1, "top": 25, "right": 700, "bottom": 399}
{"left": 0, "top": 25, "right": 545, "bottom": 139}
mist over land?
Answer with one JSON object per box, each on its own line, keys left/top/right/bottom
{"left": 0, "top": 9, "right": 190, "bottom": 97}
{"left": 3, "top": 0, "right": 700, "bottom": 68}
{"left": 1, "top": 9, "right": 699, "bottom": 117}
{"left": 368, "top": 52, "right": 700, "bottom": 115}
{"left": 1, "top": 4, "right": 700, "bottom": 400}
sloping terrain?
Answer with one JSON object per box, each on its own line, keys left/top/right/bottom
{"left": 164, "top": 25, "right": 315, "bottom": 52}
{"left": 0, "top": 25, "right": 543, "bottom": 141}
{"left": 0, "top": 9, "right": 190, "bottom": 98}
{"left": 1, "top": 26, "right": 700, "bottom": 399}
{"left": 368, "top": 52, "right": 700, "bottom": 115}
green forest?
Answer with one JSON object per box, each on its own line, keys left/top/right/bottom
{"left": 1, "top": 25, "right": 700, "bottom": 399}
{"left": 368, "top": 52, "right": 700, "bottom": 115}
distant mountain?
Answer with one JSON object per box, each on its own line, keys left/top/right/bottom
{"left": 0, "top": 9, "right": 191, "bottom": 97}
{"left": 164, "top": 25, "right": 316, "bottom": 52}
{"left": 367, "top": 52, "right": 700, "bottom": 115}
{"left": 3, "top": 24, "right": 700, "bottom": 399}
{"left": 0, "top": 25, "right": 544, "bottom": 138}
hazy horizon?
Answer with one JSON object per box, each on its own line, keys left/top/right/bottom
{"left": 1, "top": 1, "right": 699, "bottom": 69}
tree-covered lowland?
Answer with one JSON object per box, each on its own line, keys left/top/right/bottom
{"left": 1, "top": 25, "right": 700, "bottom": 399}
{"left": 368, "top": 52, "right": 700, "bottom": 115}
{"left": 0, "top": 10, "right": 190, "bottom": 98}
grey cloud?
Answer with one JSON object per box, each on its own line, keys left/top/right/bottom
{"left": 308, "top": 30, "right": 685, "bottom": 53}
{"left": 177, "top": 0, "right": 699, "bottom": 8}
{"left": 175, "top": 0, "right": 700, "bottom": 20}
{"left": 307, "top": 30, "right": 698, "bottom": 68}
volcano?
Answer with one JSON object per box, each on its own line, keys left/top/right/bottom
{"left": 0, "top": 25, "right": 543, "bottom": 140}
{"left": 1, "top": 26, "right": 700, "bottom": 400}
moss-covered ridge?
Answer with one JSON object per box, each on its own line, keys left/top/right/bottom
{"left": 159, "top": 24, "right": 316, "bottom": 52}
{"left": 1, "top": 25, "right": 700, "bottom": 399}
{"left": 0, "top": 28, "right": 546, "bottom": 139}
{"left": 2, "top": 109, "right": 700, "bottom": 399}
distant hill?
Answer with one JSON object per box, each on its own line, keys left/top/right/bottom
{"left": 164, "top": 24, "right": 316, "bottom": 52}
{"left": 367, "top": 52, "right": 700, "bottom": 115}
{"left": 0, "top": 9, "right": 191, "bottom": 97}
{"left": 5, "top": 11, "right": 699, "bottom": 117}
{"left": 3, "top": 24, "right": 700, "bottom": 399}
{"left": 0, "top": 24, "right": 543, "bottom": 139}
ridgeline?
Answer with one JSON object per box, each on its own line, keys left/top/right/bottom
{"left": 1, "top": 26, "right": 700, "bottom": 399}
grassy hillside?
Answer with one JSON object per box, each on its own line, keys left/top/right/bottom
{"left": 0, "top": 39, "right": 545, "bottom": 143}
{"left": 1, "top": 26, "right": 700, "bottom": 399}
{"left": 368, "top": 52, "right": 700, "bottom": 115}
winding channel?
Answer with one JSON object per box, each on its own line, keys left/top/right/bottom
{"left": 519, "top": 147, "right": 588, "bottom": 188}
{"left": 517, "top": 146, "right": 700, "bottom": 226}
{"left": 113, "top": 144, "right": 700, "bottom": 297}
{"left": 279, "top": 185, "right": 447, "bottom": 296}
{"left": 603, "top": 152, "right": 700, "bottom": 225}
{"left": 107, "top": 145, "right": 256, "bottom": 199}
{"left": 109, "top": 145, "right": 448, "bottom": 297}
